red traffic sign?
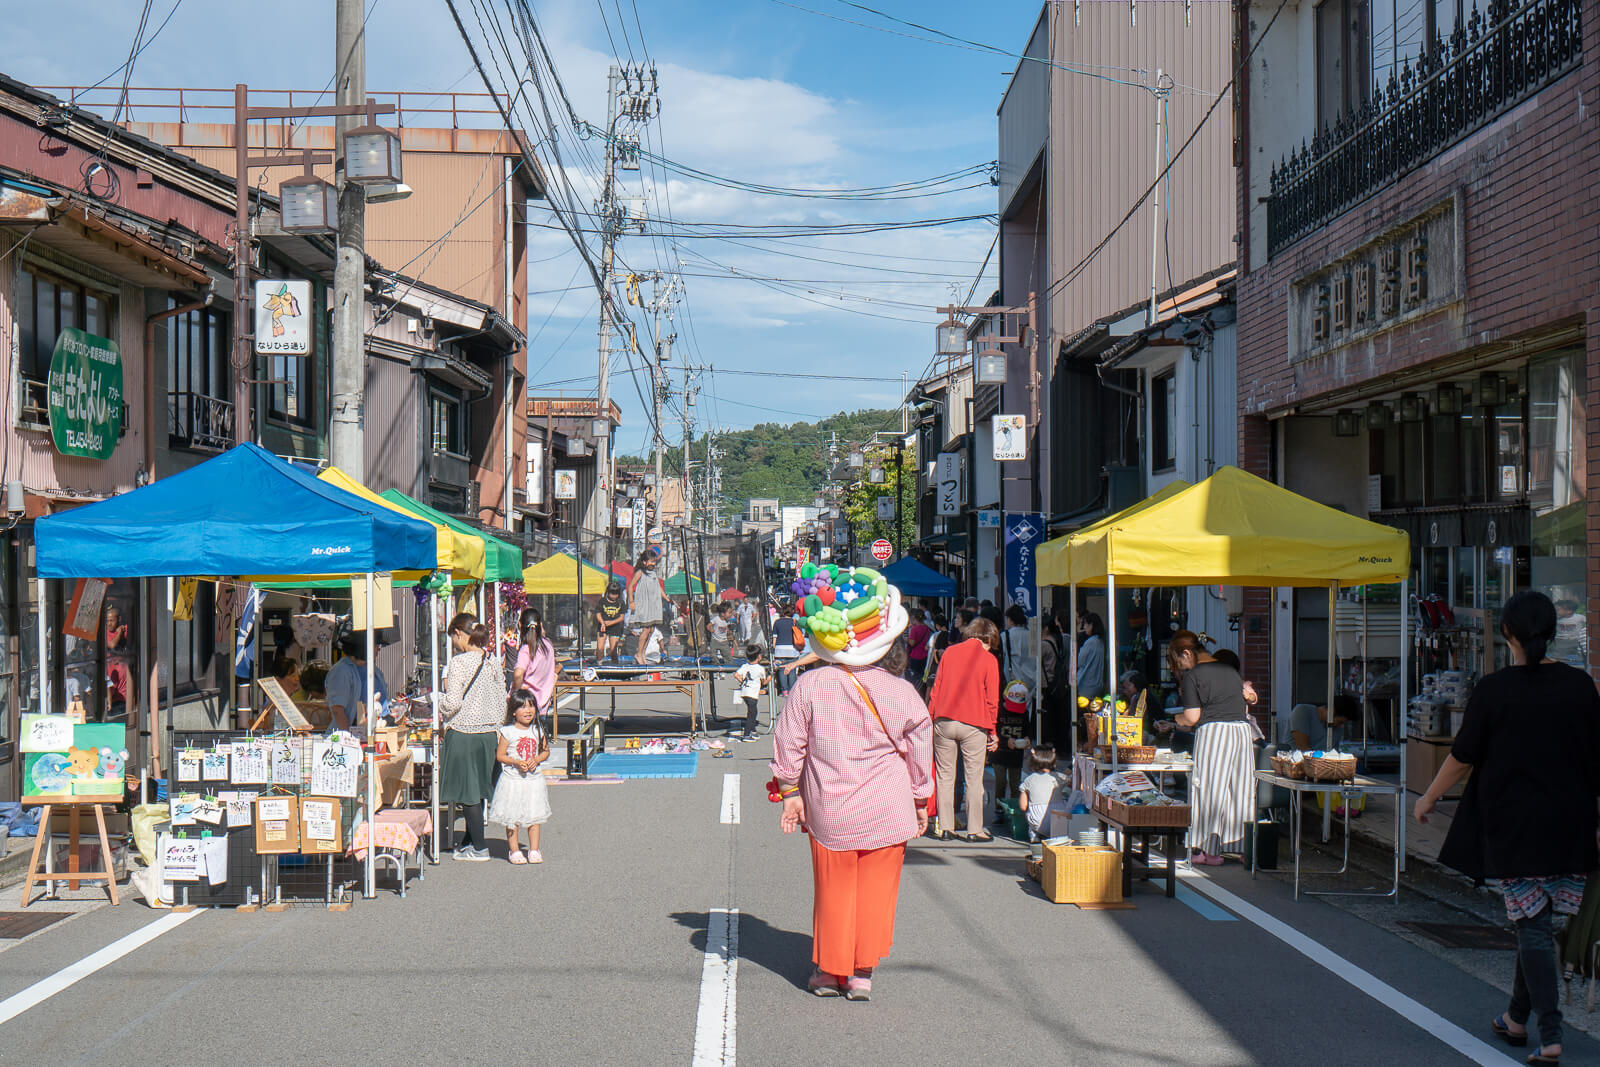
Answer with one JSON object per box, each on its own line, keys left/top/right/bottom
{"left": 870, "top": 539, "right": 893, "bottom": 562}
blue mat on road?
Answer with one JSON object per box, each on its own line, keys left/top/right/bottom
{"left": 585, "top": 752, "right": 699, "bottom": 779}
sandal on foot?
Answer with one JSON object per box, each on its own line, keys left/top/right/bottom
{"left": 937, "top": 830, "right": 956, "bottom": 842}
{"left": 526, "top": 849, "right": 543, "bottom": 863}
{"left": 844, "top": 975, "right": 872, "bottom": 1001}
{"left": 807, "top": 969, "right": 842, "bottom": 997}
{"left": 1492, "top": 1016, "right": 1528, "bottom": 1047}
{"left": 965, "top": 830, "right": 994, "bottom": 843}
{"left": 508, "top": 850, "right": 527, "bottom": 865}
{"left": 1527, "top": 1050, "right": 1560, "bottom": 1065}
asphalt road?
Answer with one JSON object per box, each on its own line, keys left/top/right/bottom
{"left": 0, "top": 690, "right": 1589, "bottom": 1066}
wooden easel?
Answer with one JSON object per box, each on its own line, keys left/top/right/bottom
{"left": 20, "top": 798, "right": 120, "bottom": 908}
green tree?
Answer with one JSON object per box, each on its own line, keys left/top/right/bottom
{"left": 839, "top": 441, "right": 917, "bottom": 559}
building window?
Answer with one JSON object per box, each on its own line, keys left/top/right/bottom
{"left": 430, "top": 391, "right": 464, "bottom": 456}
{"left": 167, "top": 300, "right": 233, "bottom": 451}
{"left": 15, "top": 266, "right": 116, "bottom": 426}
{"left": 1151, "top": 370, "right": 1177, "bottom": 473}
{"left": 1315, "top": 0, "right": 1372, "bottom": 131}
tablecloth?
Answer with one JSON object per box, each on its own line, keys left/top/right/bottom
{"left": 349, "top": 808, "right": 433, "bottom": 859}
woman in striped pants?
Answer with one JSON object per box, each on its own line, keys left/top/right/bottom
{"left": 1169, "top": 631, "right": 1256, "bottom": 865}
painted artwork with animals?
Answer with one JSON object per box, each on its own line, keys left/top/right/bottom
{"left": 22, "top": 722, "right": 127, "bottom": 799}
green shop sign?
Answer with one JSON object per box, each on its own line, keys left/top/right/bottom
{"left": 47, "top": 328, "right": 122, "bottom": 460}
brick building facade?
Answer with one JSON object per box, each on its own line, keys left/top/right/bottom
{"left": 1234, "top": 0, "right": 1597, "bottom": 701}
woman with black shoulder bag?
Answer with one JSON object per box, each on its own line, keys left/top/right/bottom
{"left": 439, "top": 612, "right": 509, "bottom": 861}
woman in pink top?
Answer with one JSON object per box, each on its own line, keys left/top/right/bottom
{"left": 771, "top": 566, "right": 933, "bottom": 1001}
{"left": 512, "top": 608, "right": 556, "bottom": 713}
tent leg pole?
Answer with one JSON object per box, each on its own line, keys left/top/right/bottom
{"left": 1328, "top": 582, "right": 1338, "bottom": 750}
{"left": 36, "top": 576, "right": 49, "bottom": 715}
{"left": 1069, "top": 583, "right": 1078, "bottom": 750}
{"left": 1107, "top": 574, "right": 1118, "bottom": 775}
{"left": 494, "top": 582, "right": 503, "bottom": 663}
{"left": 1399, "top": 575, "right": 1409, "bottom": 872}
{"left": 167, "top": 579, "right": 175, "bottom": 795}
{"left": 364, "top": 572, "right": 376, "bottom": 901}
{"left": 431, "top": 593, "right": 441, "bottom": 864}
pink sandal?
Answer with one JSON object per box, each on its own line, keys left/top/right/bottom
{"left": 508, "top": 850, "right": 527, "bottom": 865}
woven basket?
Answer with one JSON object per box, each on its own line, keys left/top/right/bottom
{"left": 1095, "top": 745, "right": 1157, "bottom": 765}
{"left": 1304, "top": 754, "right": 1357, "bottom": 782}
{"left": 1040, "top": 843, "right": 1122, "bottom": 904}
{"left": 1025, "top": 856, "right": 1044, "bottom": 883}
{"left": 1270, "top": 754, "right": 1306, "bottom": 780}
{"left": 1093, "top": 793, "right": 1191, "bottom": 828}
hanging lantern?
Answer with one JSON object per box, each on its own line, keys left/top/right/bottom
{"left": 279, "top": 174, "right": 337, "bottom": 233}
{"left": 343, "top": 123, "right": 404, "bottom": 185}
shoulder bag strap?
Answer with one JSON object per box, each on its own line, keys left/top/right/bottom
{"left": 837, "top": 666, "right": 906, "bottom": 760}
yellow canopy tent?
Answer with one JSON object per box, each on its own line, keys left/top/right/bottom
{"left": 523, "top": 553, "right": 611, "bottom": 595}
{"left": 1060, "top": 466, "right": 1407, "bottom": 588}
{"left": 1036, "top": 479, "right": 1191, "bottom": 587}
{"left": 319, "top": 467, "right": 485, "bottom": 579}
{"left": 1049, "top": 466, "right": 1411, "bottom": 803}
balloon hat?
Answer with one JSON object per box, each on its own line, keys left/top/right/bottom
{"left": 788, "top": 562, "right": 909, "bottom": 667}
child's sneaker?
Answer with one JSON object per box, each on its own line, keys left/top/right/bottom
{"left": 526, "top": 849, "right": 543, "bottom": 863}
{"left": 740, "top": 733, "right": 759, "bottom": 743}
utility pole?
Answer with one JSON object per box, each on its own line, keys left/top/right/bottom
{"left": 681, "top": 361, "right": 696, "bottom": 530}
{"left": 330, "top": 0, "right": 366, "bottom": 476}
{"left": 895, "top": 441, "right": 905, "bottom": 557}
{"left": 1148, "top": 70, "right": 1172, "bottom": 327}
{"left": 592, "top": 64, "right": 659, "bottom": 540}
{"left": 647, "top": 274, "right": 678, "bottom": 509}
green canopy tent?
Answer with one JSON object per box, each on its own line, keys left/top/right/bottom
{"left": 663, "top": 571, "right": 716, "bottom": 596}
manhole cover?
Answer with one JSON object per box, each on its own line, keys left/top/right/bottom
{"left": 1399, "top": 920, "right": 1518, "bottom": 950}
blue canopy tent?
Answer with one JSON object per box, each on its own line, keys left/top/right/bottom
{"left": 879, "top": 556, "right": 957, "bottom": 597}
{"left": 35, "top": 443, "right": 435, "bottom": 579}
{"left": 35, "top": 443, "right": 437, "bottom": 900}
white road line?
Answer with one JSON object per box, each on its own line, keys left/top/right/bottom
{"left": 691, "top": 907, "right": 739, "bottom": 1067}
{"left": 1181, "top": 873, "right": 1516, "bottom": 1065}
{"left": 0, "top": 910, "right": 203, "bottom": 1027}
{"left": 720, "top": 773, "right": 740, "bottom": 825}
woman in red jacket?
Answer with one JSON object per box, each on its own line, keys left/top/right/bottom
{"left": 927, "top": 617, "right": 1001, "bottom": 841}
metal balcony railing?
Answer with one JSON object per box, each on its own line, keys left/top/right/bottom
{"left": 168, "top": 391, "right": 234, "bottom": 452}
{"left": 1267, "top": 0, "right": 1581, "bottom": 256}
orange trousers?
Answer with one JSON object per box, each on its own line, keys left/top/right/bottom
{"left": 809, "top": 837, "right": 906, "bottom": 977}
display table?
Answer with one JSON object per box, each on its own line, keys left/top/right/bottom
{"left": 349, "top": 809, "right": 432, "bottom": 897}
{"left": 1252, "top": 770, "right": 1402, "bottom": 901}
{"left": 1094, "top": 806, "right": 1185, "bottom": 899}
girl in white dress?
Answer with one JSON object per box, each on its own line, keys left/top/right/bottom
{"left": 487, "top": 688, "right": 553, "bottom": 864}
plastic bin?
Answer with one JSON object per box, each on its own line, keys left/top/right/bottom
{"left": 997, "top": 799, "right": 1029, "bottom": 841}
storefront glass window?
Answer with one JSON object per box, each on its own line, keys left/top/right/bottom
{"left": 1427, "top": 412, "right": 1462, "bottom": 503}
{"left": 1452, "top": 547, "right": 1479, "bottom": 611}
{"left": 1529, "top": 350, "right": 1586, "bottom": 666}
{"left": 1489, "top": 406, "right": 1525, "bottom": 501}
{"left": 19, "top": 541, "right": 54, "bottom": 717}
{"left": 60, "top": 578, "right": 141, "bottom": 724}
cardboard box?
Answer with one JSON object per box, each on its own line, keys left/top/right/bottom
{"left": 375, "top": 750, "right": 414, "bottom": 808}
{"left": 1040, "top": 843, "right": 1122, "bottom": 905}
{"left": 374, "top": 724, "right": 410, "bottom": 759}
{"left": 1406, "top": 737, "right": 1465, "bottom": 798}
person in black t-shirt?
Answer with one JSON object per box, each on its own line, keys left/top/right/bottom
{"left": 1170, "top": 630, "right": 1253, "bottom": 865}
{"left": 1420, "top": 592, "right": 1600, "bottom": 1063}
{"left": 596, "top": 581, "right": 626, "bottom": 661}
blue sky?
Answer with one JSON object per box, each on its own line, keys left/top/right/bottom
{"left": 3, "top": 0, "right": 1035, "bottom": 455}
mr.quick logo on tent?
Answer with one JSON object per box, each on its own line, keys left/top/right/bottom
{"left": 310, "top": 545, "right": 353, "bottom": 556}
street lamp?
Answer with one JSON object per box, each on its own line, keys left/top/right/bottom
{"left": 849, "top": 449, "right": 864, "bottom": 468}
{"left": 343, "top": 122, "right": 404, "bottom": 185}
{"left": 279, "top": 174, "right": 338, "bottom": 234}
{"left": 869, "top": 466, "right": 886, "bottom": 484}
{"left": 976, "top": 347, "right": 1007, "bottom": 385}
{"left": 936, "top": 318, "right": 966, "bottom": 356}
